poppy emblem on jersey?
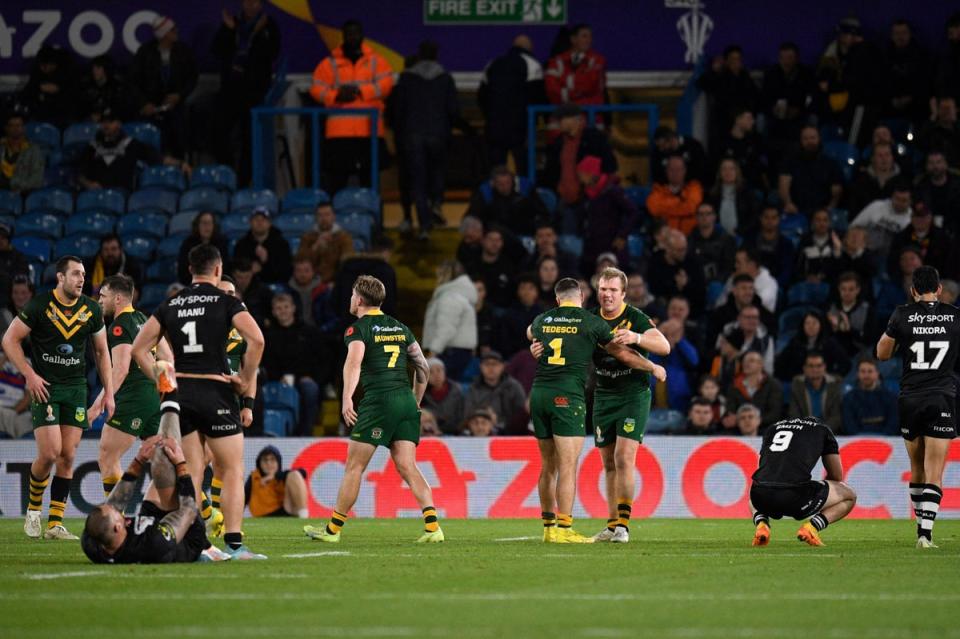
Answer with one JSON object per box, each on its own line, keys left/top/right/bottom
{"left": 131, "top": 418, "right": 142, "bottom": 431}
{"left": 345, "top": 327, "right": 355, "bottom": 337}
{"left": 113, "top": 326, "right": 123, "bottom": 337}
{"left": 45, "top": 405, "right": 55, "bottom": 422}
{"left": 623, "top": 418, "right": 636, "bottom": 434}
{"left": 56, "top": 343, "right": 73, "bottom": 355}
{"left": 75, "top": 407, "right": 85, "bottom": 423}
{"left": 371, "top": 428, "right": 383, "bottom": 440}
{"left": 554, "top": 396, "right": 569, "bottom": 407}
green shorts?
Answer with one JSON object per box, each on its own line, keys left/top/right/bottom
{"left": 530, "top": 386, "right": 587, "bottom": 439}
{"left": 592, "top": 388, "right": 651, "bottom": 447}
{"left": 350, "top": 391, "right": 421, "bottom": 447}
{"left": 31, "top": 384, "right": 88, "bottom": 429}
{"left": 106, "top": 406, "right": 161, "bottom": 439}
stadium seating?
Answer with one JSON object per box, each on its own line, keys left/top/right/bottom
{"left": 157, "top": 235, "right": 185, "bottom": 259}
{"left": 191, "top": 164, "right": 237, "bottom": 192}
{"left": 262, "top": 381, "right": 300, "bottom": 424}
{"left": 273, "top": 212, "right": 315, "bottom": 236}
{"left": 76, "top": 189, "right": 126, "bottom": 215}
{"left": 627, "top": 234, "right": 644, "bottom": 259}
{"left": 332, "top": 187, "right": 381, "bottom": 223}
{"left": 25, "top": 122, "right": 60, "bottom": 150}
{"left": 168, "top": 211, "right": 200, "bottom": 236}
{"left": 775, "top": 329, "right": 796, "bottom": 356}
{"left": 128, "top": 188, "right": 178, "bottom": 216}
{"left": 122, "top": 235, "right": 157, "bottom": 261}
{"left": 65, "top": 211, "right": 114, "bottom": 238}
{"left": 778, "top": 305, "right": 817, "bottom": 334}
{"left": 830, "top": 208, "right": 849, "bottom": 234}
{"left": 263, "top": 408, "right": 295, "bottom": 437}
{"left": 706, "top": 280, "right": 725, "bottom": 308}
{"left": 874, "top": 278, "right": 907, "bottom": 318}
{"left": 123, "top": 122, "right": 161, "bottom": 150}
{"left": 876, "top": 356, "right": 902, "bottom": 381}
{"left": 520, "top": 235, "right": 535, "bottom": 255}
{"left": 339, "top": 210, "right": 373, "bottom": 250}
{"left": 0, "top": 214, "right": 13, "bottom": 232}
{"left": 625, "top": 185, "right": 652, "bottom": 209}
{"left": 12, "top": 236, "right": 52, "bottom": 262}
{"left": 288, "top": 236, "right": 301, "bottom": 254}
{"left": 221, "top": 213, "right": 251, "bottom": 237}
{"left": 282, "top": 188, "right": 329, "bottom": 212}
{"left": 786, "top": 281, "right": 830, "bottom": 307}
{"left": 822, "top": 141, "right": 859, "bottom": 183}
{"left": 25, "top": 187, "right": 72, "bottom": 215}
{"left": 231, "top": 188, "right": 279, "bottom": 214}
{"left": 146, "top": 260, "right": 177, "bottom": 283}
{"left": 179, "top": 186, "right": 229, "bottom": 215}
{"left": 779, "top": 213, "right": 808, "bottom": 247}
{"left": 646, "top": 409, "right": 685, "bottom": 434}
{"left": 118, "top": 212, "right": 167, "bottom": 239}
{"left": 140, "top": 165, "right": 187, "bottom": 192}
{"left": 137, "top": 283, "right": 168, "bottom": 312}
{"left": 558, "top": 234, "right": 583, "bottom": 257}
{"left": 55, "top": 234, "right": 100, "bottom": 260}
{"left": 0, "top": 190, "right": 22, "bottom": 215}
{"left": 16, "top": 212, "right": 62, "bottom": 239}
{"left": 535, "top": 187, "right": 558, "bottom": 214}
{"left": 62, "top": 122, "right": 98, "bottom": 160}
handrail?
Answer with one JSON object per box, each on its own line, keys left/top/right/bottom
{"left": 250, "top": 106, "right": 380, "bottom": 191}
{"left": 526, "top": 103, "right": 660, "bottom": 186}
{"left": 676, "top": 56, "right": 706, "bottom": 137}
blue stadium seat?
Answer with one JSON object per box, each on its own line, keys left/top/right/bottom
{"left": 0, "top": 214, "right": 13, "bottom": 232}
{"left": 118, "top": 212, "right": 167, "bottom": 239}
{"left": 76, "top": 189, "right": 126, "bottom": 215}
{"left": 263, "top": 408, "right": 294, "bottom": 437}
{"left": 157, "top": 235, "right": 186, "bottom": 259}
{"left": 706, "top": 280, "right": 725, "bottom": 308}
{"left": 62, "top": 122, "right": 98, "bottom": 160}
{"left": 787, "top": 281, "right": 830, "bottom": 307}
{"left": 646, "top": 409, "right": 685, "bottom": 434}
{"left": 16, "top": 212, "right": 62, "bottom": 239}
{"left": 122, "top": 122, "right": 161, "bottom": 150}
{"left": 55, "top": 234, "right": 100, "bottom": 260}
{"left": 535, "top": 187, "right": 558, "bottom": 214}
{"left": 274, "top": 212, "right": 316, "bottom": 236}
{"left": 0, "top": 190, "right": 22, "bottom": 215}
{"left": 627, "top": 234, "right": 644, "bottom": 259}
{"left": 25, "top": 187, "right": 72, "bottom": 215}
{"left": 128, "top": 188, "right": 178, "bottom": 216}
{"left": 520, "top": 235, "right": 535, "bottom": 255}
{"left": 168, "top": 211, "right": 201, "bottom": 236}
{"left": 819, "top": 124, "right": 846, "bottom": 142}
{"left": 262, "top": 381, "right": 300, "bottom": 423}
{"left": 288, "top": 236, "right": 300, "bottom": 254}
{"left": 179, "top": 186, "right": 229, "bottom": 214}
{"left": 27, "top": 260, "right": 44, "bottom": 287}
{"left": 775, "top": 329, "right": 796, "bottom": 356}
{"left": 140, "top": 165, "right": 187, "bottom": 192}
{"left": 332, "top": 187, "right": 380, "bottom": 221}
{"left": 478, "top": 177, "right": 531, "bottom": 204}
{"left": 25, "top": 122, "right": 60, "bottom": 150}
{"left": 624, "top": 185, "right": 652, "bottom": 209}
{"left": 122, "top": 235, "right": 157, "bottom": 261}
{"left": 65, "top": 211, "right": 114, "bottom": 238}
{"left": 779, "top": 213, "right": 808, "bottom": 247}
{"left": 41, "top": 262, "right": 58, "bottom": 285}
{"left": 874, "top": 278, "right": 907, "bottom": 319}
{"left": 137, "top": 283, "right": 168, "bottom": 312}
{"left": 43, "top": 164, "right": 74, "bottom": 189}
{"left": 12, "top": 236, "right": 52, "bottom": 263}
{"left": 830, "top": 208, "right": 849, "bottom": 234}
{"left": 221, "top": 213, "right": 251, "bottom": 237}
{"left": 778, "top": 305, "right": 817, "bottom": 335}
{"left": 191, "top": 164, "right": 237, "bottom": 192}
{"left": 282, "top": 188, "right": 329, "bottom": 212}
{"left": 558, "top": 234, "right": 583, "bottom": 256}
{"left": 339, "top": 210, "right": 373, "bottom": 249}
{"left": 146, "top": 260, "right": 177, "bottom": 283}
{"left": 877, "top": 356, "right": 901, "bottom": 381}
{"left": 231, "top": 188, "right": 278, "bottom": 215}
{"left": 822, "top": 141, "right": 858, "bottom": 182}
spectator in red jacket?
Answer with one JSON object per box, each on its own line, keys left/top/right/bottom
{"left": 545, "top": 24, "right": 607, "bottom": 124}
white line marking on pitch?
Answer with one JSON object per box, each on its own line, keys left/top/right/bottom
{"left": 493, "top": 536, "right": 538, "bottom": 542}
{"left": 282, "top": 551, "right": 352, "bottom": 558}
{"left": 23, "top": 571, "right": 105, "bottom": 580}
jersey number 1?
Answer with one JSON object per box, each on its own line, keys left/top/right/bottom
{"left": 909, "top": 341, "right": 949, "bottom": 370}
{"left": 547, "top": 338, "right": 565, "bottom": 365}
{"left": 181, "top": 321, "right": 203, "bottom": 354}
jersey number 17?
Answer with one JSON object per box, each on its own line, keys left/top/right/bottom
{"left": 909, "top": 341, "right": 949, "bottom": 370}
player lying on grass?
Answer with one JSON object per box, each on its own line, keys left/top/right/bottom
{"left": 81, "top": 415, "right": 230, "bottom": 563}
{"left": 750, "top": 416, "right": 857, "bottom": 548}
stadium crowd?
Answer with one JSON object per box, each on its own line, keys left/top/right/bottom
{"left": 1, "top": 9, "right": 960, "bottom": 439}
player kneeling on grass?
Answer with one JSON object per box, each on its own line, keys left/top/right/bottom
{"left": 246, "top": 445, "right": 309, "bottom": 518}
{"left": 82, "top": 425, "right": 230, "bottom": 563}
{"left": 749, "top": 416, "right": 857, "bottom": 547}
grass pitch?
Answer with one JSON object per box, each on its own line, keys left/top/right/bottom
{"left": 0, "top": 518, "right": 958, "bottom": 639}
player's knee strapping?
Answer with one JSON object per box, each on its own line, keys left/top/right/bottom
{"left": 918, "top": 484, "right": 943, "bottom": 539}
{"left": 28, "top": 472, "right": 49, "bottom": 512}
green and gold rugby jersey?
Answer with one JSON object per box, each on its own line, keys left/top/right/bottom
{"left": 225, "top": 327, "right": 246, "bottom": 376}
{"left": 19, "top": 290, "right": 104, "bottom": 385}
{"left": 592, "top": 303, "right": 654, "bottom": 393}
{"left": 107, "top": 307, "right": 156, "bottom": 401}
{"left": 344, "top": 310, "right": 416, "bottom": 395}
{"left": 530, "top": 302, "right": 612, "bottom": 399}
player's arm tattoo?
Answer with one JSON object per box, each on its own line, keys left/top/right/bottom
{"left": 407, "top": 341, "right": 430, "bottom": 404}
{"left": 149, "top": 445, "right": 176, "bottom": 491}
{"left": 159, "top": 469, "right": 199, "bottom": 543}
{"left": 105, "top": 457, "right": 147, "bottom": 511}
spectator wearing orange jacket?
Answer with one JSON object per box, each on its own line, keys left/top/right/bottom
{"left": 545, "top": 24, "right": 606, "bottom": 125}
{"left": 646, "top": 155, "right": 704, "bottom": 235}
{"left": 309, "top": 20, "right": 393, "bottom": 193}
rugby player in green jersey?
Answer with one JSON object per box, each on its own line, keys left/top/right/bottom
{"left": 90, "top": 274, "right": 174, "bottom": 499}
{"left": 527, "top": 278, "right": 666, "bottom": 543}
{"left": 2, "top": 256, "right": 115, "bottom": 540}
{"left": 304, "top": 275, "right": 443, "bottom": 543}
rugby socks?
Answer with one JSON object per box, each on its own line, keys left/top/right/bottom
{"left": 200, "top": 491, "right": 213, "bottom": 520}
{"left": 28, "top": 472, "right": 49, "bottom": 512}
{"left": 47, "top": 476, "right": 70, "bottom": 529}
{"left": 605, "top": 518, "right": 617, "bottom": 532}
{"left": 422, "top": 506, "right": 440, "bottom": 533}
{"left": 753, "top": 513, "right": 769, "bottom": 527}
{"left": 542, "top": 511, "right": 557, "bottom": 529}
{"left": 210, "top": 477, "right": 223, "bottom": 511}
{"left": 557, "top": 513, "right": 573, "bottom": 529}
{"left": 809, "top": 513, "right": 829, "bottom": 532}
{"left": 326, "top": 510, "right": 348, "bottom": 535}
{"left": 909, "top": 483, "right": 925, "bottom": 521}
{"left": 102, "top": 475, "right": 121, "bottom": 499}
{"left": 617, "top": 501, "right": 632, "bottom": 531}
{"left": 917, "top": 484, "right": 943, "bottom": 541}
{"left": 224, "top": 532, "right": 243, "bottom": 551}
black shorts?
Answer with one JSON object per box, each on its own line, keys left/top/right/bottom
{"left": 139, "top": 501, "right": 209, "bottom": 563}
{"left": 749, "top": 481, "right": 830, "bottom": 520}
{"left": 898, "top": 393, "right": 958, "bottom": 441}
{"left": 169, "top": 379, "right": 242, "bottom": 439}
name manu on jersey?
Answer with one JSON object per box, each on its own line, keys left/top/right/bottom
{"left": 907, "top": 312, "right": 954, "bottom": 334}
{"left": 372, "top": 325, "right": 407, "bottom": 343}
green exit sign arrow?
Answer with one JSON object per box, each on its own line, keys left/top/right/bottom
{"left": 424, "top": 0, "right": 567, "bottom": 24}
